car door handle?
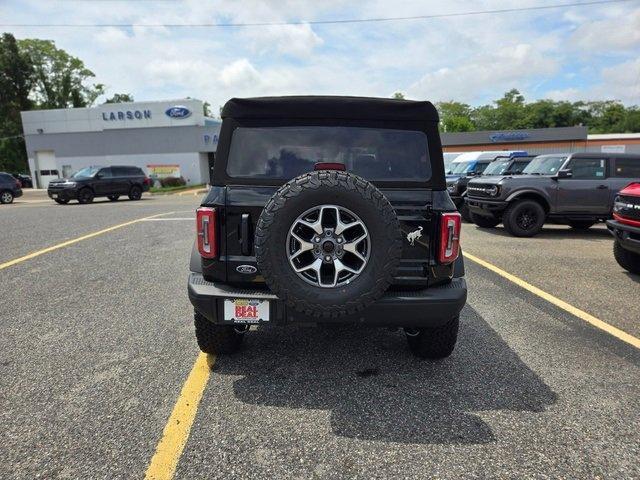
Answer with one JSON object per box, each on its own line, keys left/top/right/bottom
{"left": 596, "top": 185, "right": 607, "bottom": 189}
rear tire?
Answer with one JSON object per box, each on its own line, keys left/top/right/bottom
{"left": 54, "top": 198, "right": 69, "bottom": 205}
{"left": 77, "top": 188, "right": 94, "bottom": 204}
{"left": 503, "top": 200, "right": 545, "bottom": 237}
{"left": 569, "top": 221, "right": 594, "bottom": 230}
{"left": 128, "top": 185, "right": 142, "bottom": 201}
{"left": 108, "top": 195, "right": 120, "bottom": 201}
{"left": 613, "top": 241, "right": 640, "bottom": 275}
{"left": 0, "top": 190, "right": 14, "bottom": 204}
{"left": 470, "top": 212, "right": 500, "bottom": 228}
{"left": 405, "top": 316, "right": 459, "bottom": 359}
{"left": 194, "top": 311, "right": 244, "bottom": 354}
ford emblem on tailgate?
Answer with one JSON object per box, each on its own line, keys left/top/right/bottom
{"left": 165, "top": 105, "right": 192, "bottom": 119}
{"left": 236, "top": 265, "right": 257, "bottom": 274}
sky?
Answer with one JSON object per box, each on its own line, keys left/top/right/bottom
{"left": 1, "top": 0, "right": 639, "bottom": 112}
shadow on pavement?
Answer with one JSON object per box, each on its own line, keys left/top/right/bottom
{"left": 213, "top": 305, "right": 557, "bottom": 445}
{"left": 468, "top": 223, "right": 611, "bottom": 241}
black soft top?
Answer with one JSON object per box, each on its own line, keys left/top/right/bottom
{"left": 221, "top": 96, "right": 439, "bottom": 123}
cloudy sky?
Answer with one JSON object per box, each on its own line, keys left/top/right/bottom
{"left": 1, "top": 0, "right": 639, "bottom": 111}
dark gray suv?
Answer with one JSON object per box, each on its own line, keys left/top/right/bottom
{"left": 0, "top": 172, "right": 23, "bottom": 204}
{"left": 466, "top": 153, "right": 640, "bottom": 237}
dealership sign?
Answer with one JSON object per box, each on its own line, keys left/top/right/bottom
{"left": 165, "top": 106, "right": 192, "bottom": 119}
{"left": 489, "top": 131, "right": 531, "bottom": 143}
{"left": 102, "top": 109, "right": 152, "bottom": 121}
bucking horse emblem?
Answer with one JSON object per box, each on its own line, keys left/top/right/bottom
{"left": 406, "top": 226, "right": 423, "bottom": 246}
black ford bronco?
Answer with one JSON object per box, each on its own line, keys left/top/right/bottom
{"left": 187, "top": 96, "right": 467, "bottom": 358}
{"left": 466, "top": 153, "right": 640, "bottom": 236}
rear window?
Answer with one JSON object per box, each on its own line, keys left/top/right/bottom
{"left": 226, "top": 126, "right": 431, "bottom": 181}
{"left": 614, "top": 158, "right": 640, "bottom": 178}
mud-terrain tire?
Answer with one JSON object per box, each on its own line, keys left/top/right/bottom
{"left": 128, "top": 185, "right": 142, "bottom": 200}
{"left": 460, "top": 203, "right": 472, "bottom": 223}
{"left": 255, "top": 170, "right": 403, "bottom": 318}
{"left": 405, "top": 316, "right": 459, "bottom": 359}
{"left": 470, "top": 212, "right": 500, "bottom": 228}
{"left": 613, "top": 241, "right": 640, "bottom": 275}
{"left": 502, "top": 199, "right": 545, "bottom": 237}
{"left": 77, "top": 188, "right": 94, "bottom": 204}
{"left": 194, "top": 310, "right": 244, "bottom": 354}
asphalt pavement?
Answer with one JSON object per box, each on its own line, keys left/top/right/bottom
{"left": 1, "top": 197, "right": 639, "bottom": 479}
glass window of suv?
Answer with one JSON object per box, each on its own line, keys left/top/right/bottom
{"left": 565, "top": 157, "right": 607, "bottom": 179}
{"left": 509, "top": 160, "right": 530, "bottom": 174}
{"left": 71, "top": 166, "right": 100, "bottom": 178}
{"left": 97, "top": 167, "right": 113, "bottom": 178}
{"left": 522, "top": 156, "right": 567, "bottom": 175}
{"left": 483, "top": 159, "right": 511, "bottom": 175}
{"left": 226, "top": 126, "right": 431, "bottom": 181}
{"left": 614, "top": 157, "right": 640, "bottom": 177}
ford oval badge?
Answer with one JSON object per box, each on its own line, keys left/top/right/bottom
{"left": 236, "top": 265, "right": 257, "bottom": 274}
{"left": 165, "top": 105, "right": 192, "bottom": 119}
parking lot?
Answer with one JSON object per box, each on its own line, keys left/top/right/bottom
{"left": 1, "top": 193, "right": 639, "bottom": 479}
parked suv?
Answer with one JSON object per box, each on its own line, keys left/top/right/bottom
{"left": 0, "top": 172, "right": 23, "bottom": 204}
{"left": 47, "top": 166, "right": 151, "bottom": 204}
{"left": 446, "top": 151, "right": 528, "bottom": 221}
{"left": 607, "top": 182, "right": 640, "bottom": 274}
{"left": 188, "top": 96, "right": 467, "bottom": 359}
{"left": 466, "top": 153, "right": 640, "bottom": 236}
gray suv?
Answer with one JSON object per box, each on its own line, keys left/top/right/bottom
{"left": 466, "top": 153, "right": 640, "bottom": 237}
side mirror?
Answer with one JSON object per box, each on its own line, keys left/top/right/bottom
{"left": 556, "top": 169, "right": 572, "bottom": 179}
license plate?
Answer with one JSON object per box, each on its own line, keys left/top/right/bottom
{"left": 51, "top": 193, "right": 58, "bottom": 199}
{"left": 224, "top": 298, "right": 269, "bottom": 323}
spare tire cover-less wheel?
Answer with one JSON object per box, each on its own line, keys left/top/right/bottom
{"left": 255, "top": 171, "right": 403, "bottom": 318}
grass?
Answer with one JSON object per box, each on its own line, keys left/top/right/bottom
{"left": 149, "top": 184, "right": 205, "bottom": 194}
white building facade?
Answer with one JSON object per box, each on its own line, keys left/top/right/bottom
{"left": 21, "top": 99, "right": 220, "bottom": 188}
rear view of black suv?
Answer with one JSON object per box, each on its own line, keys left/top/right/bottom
{"left": 0, "top": 172, "right": 23, "bottom": 204}
{"left": 47, "top": 166, "right": 151, "bottom": 204}
{"left": 188, "top": 96, "right": 467, "bottom": 359}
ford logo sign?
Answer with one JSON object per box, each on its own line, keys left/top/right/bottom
{"left": 236, "top": 265, "right": 257, "bottom": 274}
{"left": 165, "top": 106, "right": 192, "bottom": 119}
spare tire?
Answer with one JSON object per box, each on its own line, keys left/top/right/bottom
{"left": 255, "top": 170, "right": 402, "bottom": 318}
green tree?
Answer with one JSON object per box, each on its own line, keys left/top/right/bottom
{"left": 18, "top": 38, "right": 104, "bottom": 109}
{"left": 0, "top": 33, "right": 33, "bottom": 172}
{"left": 203, "top": 101, "right": 212, "bottom": 117}
{"left": 104, "top": 93, "right": 134, "bottom": 104}
{"left": 391, "top": 92, "right": 405, "bottom": 100}
{"left": 436, "top": 101, "right": 474, "bottom": 132}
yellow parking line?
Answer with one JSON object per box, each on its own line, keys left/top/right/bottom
{"left": 145, "top": 353, "right": 215, "bottom": 480}
{"left": 463, "top": 251, "right": 640, "bottom": 350}
{"left": 0, "top": 211, "right": 175, "bottom": 270}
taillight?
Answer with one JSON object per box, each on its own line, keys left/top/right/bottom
{"left": 196, "top": 207, "right": 217, "bottom": 258}
{"left": 314, "top": 162, "right": 346, "bottom": 171}
{"left": 16, "top": 179, "right": 22, "bottom": 188}
{"left": 438, "top": 212, "right": 461, "bottom": 264}
{"left": 143, "top": 177, "right": 152, "bottom": 186}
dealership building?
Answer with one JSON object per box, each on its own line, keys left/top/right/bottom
{"left": 442, "top": 126, "right": 640, "bottom": 155}
{"left": 20, "top": 99, "right": 220, "bottom": 188}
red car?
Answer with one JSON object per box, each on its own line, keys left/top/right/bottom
{"left": 607, "top": 182, "right": 640, "bottom": 274}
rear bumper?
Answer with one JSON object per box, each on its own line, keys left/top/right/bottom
{"left": 607, "top": 220, "right": 640, "bottom": 255}
{"left": 188, "top": 273, "right": 467, "bottom": 328}
{"left": 466, "top": 197, "right": 508, "bottom": 218}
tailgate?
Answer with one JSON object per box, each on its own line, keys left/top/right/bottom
{"left": 223, "top": 186, "right": 435, "bottom": 285}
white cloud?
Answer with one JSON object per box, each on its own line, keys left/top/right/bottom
{"left": 569, "top": 8, "right": 640, "bottom": 52}
{"left": 407, "top": 44, "right": 559, "bottom": 103}
{"left": 220, "top": 59, "right": 261, "bottom": 89}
